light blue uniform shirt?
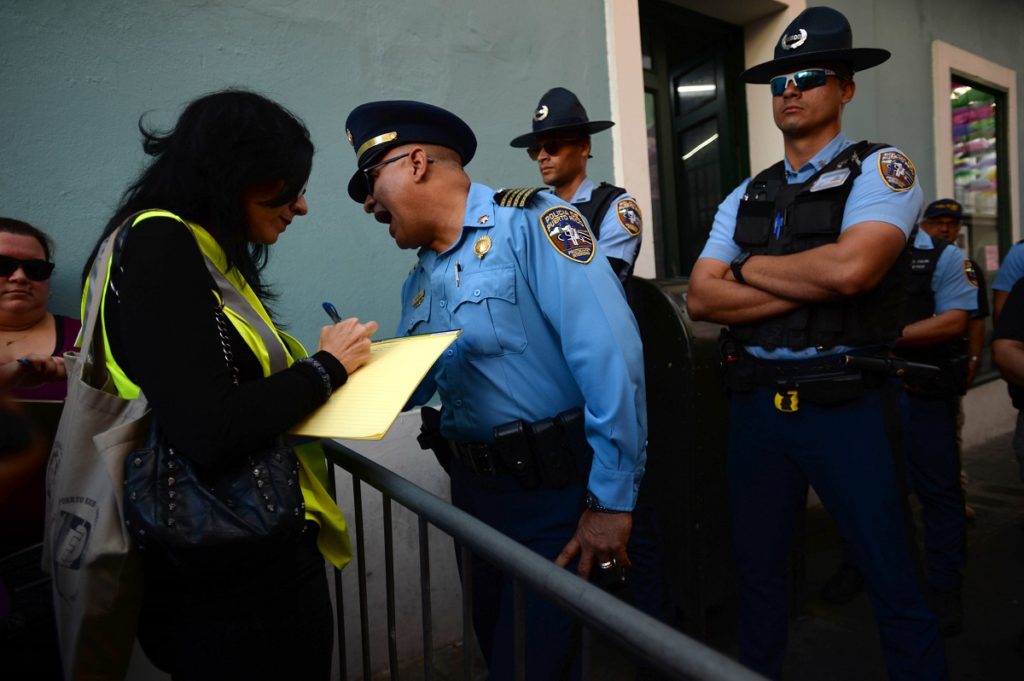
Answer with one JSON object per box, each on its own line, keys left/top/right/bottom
{"left": 913, "top": 229, "right": 978, "bottom": 314}
{"left": 398, "top": 183, "right": 648, "bottom": 510}
{"left": 557, "top": 176, "right": 642, "bottom": 267}
{"left": 993, "top": 241, "right": 1024, "bottom": 291}
{"left": 697, "top": 133, "right": 924, "bottom": 359}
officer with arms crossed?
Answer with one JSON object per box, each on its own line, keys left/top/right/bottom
{"left": 343, "top": 100, "right": 647, "bottom": 680}
{"left": 509, "top": 87, "right": 642, "bottom": 286}
{"left": 686, "top": 7, "right": 949, "bottom": 680}
{"left": 821, "top": 199, "right": 978, "bottom": 637}
{"left": 916, "top": 199, "right": 988, "bottom": 525}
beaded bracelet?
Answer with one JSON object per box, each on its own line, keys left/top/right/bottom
{"left": 296, "top": 357, "right": 332, "bottom": 400}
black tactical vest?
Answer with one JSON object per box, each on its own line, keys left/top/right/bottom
{"left": 903, "top": 229, "right": 952, "bottom": 324}
{"left": 573, "top": 182, "right": 626, "bottom": 240}
{"left": 894, "top": 230, "right": 965, "bottom": 364}
{"left": 729, "top": 141, "right": 908, "bottom": 350}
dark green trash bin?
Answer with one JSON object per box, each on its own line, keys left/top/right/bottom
{"left": 630, "top": 276, "right": 735, "bottom": 637}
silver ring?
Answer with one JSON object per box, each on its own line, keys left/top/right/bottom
{"left": 598, "top": 559, "right": 615, "bottom": 570}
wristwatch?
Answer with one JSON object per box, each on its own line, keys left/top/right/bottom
{"left": 730, "top": 251, "right": 752, "bottom": 284}
{"left": 585, "top": 491, "right": 626, "bottom": 514}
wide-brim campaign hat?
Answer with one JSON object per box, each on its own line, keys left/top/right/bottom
{"left": 509, "top": 87, "right": 614, "bottom": 148}
{"left": 344, "top": 100, "right": 477, "bottom": 203}
{"left": 740, "top": 6, "right": 890, "bottom": 84}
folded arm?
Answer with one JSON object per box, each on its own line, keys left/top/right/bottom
{"left": 896, "top": 309, "right": 969, "bottom": 348}
{"left": 737, "top": 221, "right": 907, "bottom": 301}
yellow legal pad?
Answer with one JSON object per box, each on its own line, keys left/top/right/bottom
{"left": 289, "top": 330, "right": 460, "bottom": 440}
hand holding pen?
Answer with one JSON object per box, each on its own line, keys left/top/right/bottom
{"left": 318, "top": 301, "right": 379, "bottom": 375}
{"left": 1, "top": 353, "right": 66, "bottom": 391}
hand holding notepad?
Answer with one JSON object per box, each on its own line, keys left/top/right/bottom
{"left": 289, "top": 331, "right": 459, "bottom": 440}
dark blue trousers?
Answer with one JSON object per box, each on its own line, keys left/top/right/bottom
{"left": 728, "top": 382, "right": 948, "bottom": 681}
{"left": 449, "top": 458, "right": 665, "bottom": 680}
{"left": 450, "top": 459, "right": 585, "bottom": 681}
{"left": 904, "top": 394, "right": 966, "bottom": 592}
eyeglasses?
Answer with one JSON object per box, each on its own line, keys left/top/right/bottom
{"left": 0, "top": 255, "right": 54, "bottom": 281}
{"left": 769, "top": 69, "right": 843, "bottom": 96}
{"left": 361, "top": 153, "right": 437, "bottom": 197}
{"left": 527, "top": 139, "right": 580, "bottom": 161}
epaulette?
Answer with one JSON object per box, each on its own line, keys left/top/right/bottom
{"left": 493, "top": 187, "right": 546, "bottom": 208}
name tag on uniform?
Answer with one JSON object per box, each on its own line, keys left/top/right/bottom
{"left": 809, "top": 168, "right": 851, "bottom": 192}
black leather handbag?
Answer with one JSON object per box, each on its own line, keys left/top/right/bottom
{"left": 123, "top": 306, "right": 306, "bottom": 571}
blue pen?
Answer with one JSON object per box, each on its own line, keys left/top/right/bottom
{"left": 322, "top": 301, "right": 343, "bottom": 324}
{"left": 772, "top": 212, "right": 783, "bottom": 240}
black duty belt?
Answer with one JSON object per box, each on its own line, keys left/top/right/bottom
{"left": 418, "top": 406, "right": 592, "bottom": 489}
{"left": 719, "top": 336, "right": 941, "bottom": 409}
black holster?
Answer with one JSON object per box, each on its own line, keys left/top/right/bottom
{"left": 902, "top": 356, "right": 968, "bottom": 398}
{"left": 417, "top": 406, "right": 451, "bottom": 472}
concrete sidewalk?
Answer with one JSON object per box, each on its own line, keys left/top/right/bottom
{"left": 784, "top": 430, "right": 1024, "bottom": 680}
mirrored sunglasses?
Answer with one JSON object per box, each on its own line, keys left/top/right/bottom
{"left": 0, "top": 254, "right": 55, "bottom": 281}
{"left": 769, "top": 69, "right": 842, "bottom": 96}
{"left": 527, "top": 139, "right": 579, "bottom": 161}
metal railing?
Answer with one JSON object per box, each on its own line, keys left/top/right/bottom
{"left": 323, "top": 440, "right": 767, "bottom": 681}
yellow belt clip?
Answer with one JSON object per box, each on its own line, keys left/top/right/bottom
{"left": 774, "top": 389, "right": 799, "bottom": 413}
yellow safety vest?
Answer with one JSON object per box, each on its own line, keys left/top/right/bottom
{"left": 85, "top": 209, "right": 351, "bottom": 569}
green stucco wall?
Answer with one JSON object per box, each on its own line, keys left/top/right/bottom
{"left": 1, "top": 0, "right": 613, "bottom": 345}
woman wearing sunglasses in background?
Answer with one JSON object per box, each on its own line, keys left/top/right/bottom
{"left": 0, "top": 218, "right": 76, "bottom": 399}
{"left": 0, "top": 217, "right": 71, "bottom": 680}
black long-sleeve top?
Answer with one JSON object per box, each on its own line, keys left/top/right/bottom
{"left": 103, "top": 215, "right": 346, "bottom": 469}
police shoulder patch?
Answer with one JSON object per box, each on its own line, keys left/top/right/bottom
{"left": 494, "top": 187, "right": 546, "bottom": 208}
{"left": 877, "top": 150, "right": 917, "bottom": 192}
{"left": 540, "top": 205, "right": 594, "bottom": 264}
{"left": 964, "top": 259, "right": 979, "bottom": 288}
{"left": 615, "top": 197, "right": 642, "bottom": 237}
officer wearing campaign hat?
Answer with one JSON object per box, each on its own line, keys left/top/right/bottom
{"left": 344, "top": 99, "right": 647, "bottom": 681}
{"left": 687, "top": 6, "right": 950, "bottom": 680}
{"left": 510, "top": 87, "right": 642, "bottom": 286}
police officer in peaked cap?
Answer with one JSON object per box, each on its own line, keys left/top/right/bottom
{"left": 343, "top": 99, "right": 647, "bottom": 680}
{"left": 510, "top": 87, "right": 643, "bottom": 287}
{"left": 821, "top": 198, "right": 979, "bottom": 636}
{"left": 686, "top": 6, "right": 949, "bottom": 680}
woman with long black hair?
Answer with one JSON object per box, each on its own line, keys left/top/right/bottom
{"left": 87, "top": 89, "right": 376, "bottom": 680}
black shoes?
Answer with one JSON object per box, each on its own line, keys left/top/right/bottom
{"left": 820, "top": 563, "right": 865, "bottom": 605}
{"left": 932, "top": 588, "right": 963, "bottom": 637}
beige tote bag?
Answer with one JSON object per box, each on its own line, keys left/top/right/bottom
{"left": 43, "top": 216, "right": 149, "bottom": 680}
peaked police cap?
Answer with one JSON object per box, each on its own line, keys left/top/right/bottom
{"left": 923, "top": 199, "right": 963, "bottom": 220}
{"left": 740, "top": 6, "right": 890, "bottom": 83}
{"left": 509, "top": 87, "right": 614, "bottom": 148}
{"left": 344, "top": 100, "right": 477, "bottom": 203}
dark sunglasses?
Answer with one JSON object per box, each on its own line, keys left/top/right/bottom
{"left": 527, "top": 138, "right": 580, "bottom": 161}
{"left": 769, "top": 68, "right": 843, "bottom": 96}
{"left": 257, "top": 181, "right": 308, "bottom": 208}
{"left": 0, "top": 255, "right": 55, "bottom": 281}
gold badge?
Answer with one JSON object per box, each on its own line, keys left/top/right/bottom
{"left": 477, "top": 214, "right": 490, "bottom": 225}
{"left": 773, "top": 390, "right": 799, "bottom": 413}
{"left": 474, "top": 236, "right": 492, "bottom": 259}
{"left": 412, "top": 289, "right": 425, "bottom": 308}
